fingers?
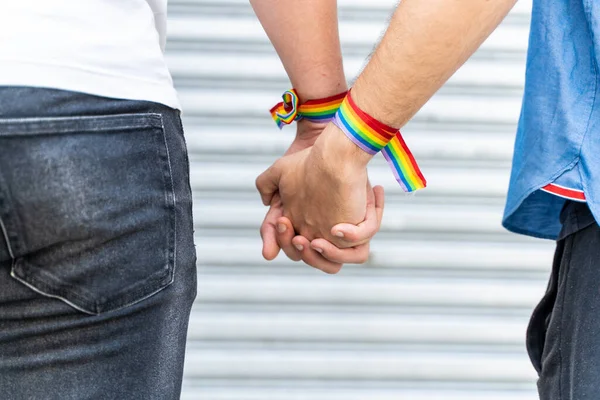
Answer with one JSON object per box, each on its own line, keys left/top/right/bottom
{"left": 373, "top": 185, "right": 385, "bottom": 225}
{"left": 331, "top": 185, "right": 385, "bottom": 245}
{"left": 292, "top": 236, "right": 343, "bottom": 274}
{"left": 259, "top": 199, "right": 283, "bottom": 261}
{"left": 255, "top": 161, "right": 282, "bottom": 206}
{"left": 260, "top": 222, "right": 280, "bottom": 261}
{"left": 310, "top": 239, "right": 371, "bottom": 265}
{"left": 276, "top": 217, "right": 302, "bottom": 262}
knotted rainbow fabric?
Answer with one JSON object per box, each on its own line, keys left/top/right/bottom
{"left": 270, "top": 89, "right": 347, "bottom": 128}
{"left": 332, "top": 90, "right": 427, "bottom": 192}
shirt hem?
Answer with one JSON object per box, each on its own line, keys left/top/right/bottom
{"left": 0, "top": 61, "right": 181, "bottom": 110}
{"left": 502, "top": 156, "right": 582, "bottom": 240}
{"left": 540, "top": 183, "right": 586, "bottom": 202}
{"left": 501, "top": 220, "right": 558, "bottom": 241}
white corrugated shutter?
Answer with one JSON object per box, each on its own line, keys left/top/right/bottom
{"left": 166, "top": 1, "right": 550, "bottom": 398}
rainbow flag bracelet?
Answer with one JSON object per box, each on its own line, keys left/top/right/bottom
{"left": 332, "top": 90, "right": 427, "bottom": 192}
{"left": 270, "top": 89, "right": 347, "bottom": 129}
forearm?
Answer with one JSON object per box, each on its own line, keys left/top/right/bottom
{"left": 352, "top": 0, "right": 517, "bottom": 129}
{"left": 249, "top": 0, "right": 346, "bottom": 100}
{"left": 313, "top": 0, "right": 517, "bottom": 183}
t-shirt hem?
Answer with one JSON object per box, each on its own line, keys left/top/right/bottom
{"left": 0, "top": 61, "right": 180, "bottom": 110}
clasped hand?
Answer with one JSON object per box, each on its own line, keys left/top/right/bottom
{"left": 256, "top": 121, "right": 384, "bottom": 273}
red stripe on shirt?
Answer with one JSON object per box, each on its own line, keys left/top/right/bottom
{"left": 541, "top": 183, "right": 586, "bottom": 202}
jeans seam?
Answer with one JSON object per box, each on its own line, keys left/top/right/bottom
{"left": 14, "top": 258, "right": 97, "bottom": 299}
{"left": 0, "top": 216, "right": 14, "bottom": 259}
{"left": 0, "top": 113, "right": 163, "bottom": 135}
{"left": 0, "top": 172, "right": 26, "bottom": 258}
{"left": 159, "top": 115, "right": 177, "bottom": 286}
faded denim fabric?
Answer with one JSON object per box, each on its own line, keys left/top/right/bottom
{"left": 503, "top": 0, "right": 600, "bottom": 239}
{"left": 0, "top": 87, "right": 197, "bottom": 399}
{"left": 526, "top": 202, "right": 600, "bottom": 400}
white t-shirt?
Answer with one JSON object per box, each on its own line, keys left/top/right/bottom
{"left": 0, "top": 0, "right": 180, "bottom": 109}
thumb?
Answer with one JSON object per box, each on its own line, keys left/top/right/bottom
{"left": 260, "top": 201, "right": 282, "bottom": 261}
{"left": 256, "top": 160, "right": 283, "bottom": 206}
{"left": 329, "top": 182, "right": 384, "bottom": 245}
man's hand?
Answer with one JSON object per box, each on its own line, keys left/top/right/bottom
{"left": 287, "top": 184, "right": 384, "bottom": 273}
{"left": 257, "top": 123, "right": 375, "bottom": 272}
{"left": 259, "top": 119, "right": 324, "bottom": 263}
{"left": 258, "top": 148, "right": 367, "bottom": 243}
{"left": 259, "top": 120, "right": 384, "bottom": 273}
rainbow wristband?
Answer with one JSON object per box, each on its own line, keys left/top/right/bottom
{"left": 332, "top": 91, "right": 427, "bottom": 192}
{"left": 270, "top": 89, "right": 347, "bottom": 129}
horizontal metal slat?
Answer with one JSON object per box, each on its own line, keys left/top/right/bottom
{"left": 166, "top": 53, "right": 525, "bottom": 90}
{"left": 190, "top": 162, "right": 512, "bottom": 197}
{"left": 183, "top": 347, "right": 536, "bottom": 382}
{"left": 195, "top": 201, "right": 509, "bottom": 235}
{"left": 195, "top": 273, "right": 546, "bottom": 308}
{"left": 167, "top": 16, "right": 529, "bottom": 53}
{"left": 189, "top": 311, "right": 527, "bottom": 345}
{"left": 181, "top": 383, "right": 537, "bottom": 400}
{"left": 184, "top": 126, "right": 515, "bottom": 165}
{"left": 195, "top": 236, "right": 553, "bottom": 270}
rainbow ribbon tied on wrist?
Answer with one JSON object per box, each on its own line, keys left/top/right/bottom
{"left": 332, "top": 91, "right": 427, "bottom": 192}
{"left": 270, "top": 89, "right": 347, "bottom": 129}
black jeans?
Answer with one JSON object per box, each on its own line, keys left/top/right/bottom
{"left": 527, "top": 201, "right": 600, "bottom": 399}
{"left": 0, "top": 87, "right": 197, "bottom": 399}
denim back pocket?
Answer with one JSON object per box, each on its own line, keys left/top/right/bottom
{"left": 0, "top": 113, "right": 175, "bottom": 314}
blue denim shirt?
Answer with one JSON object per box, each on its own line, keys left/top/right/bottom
{"left": 502, "top": 0, "right": 600, "bottom": 239}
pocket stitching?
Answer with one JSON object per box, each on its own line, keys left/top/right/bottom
{"left": 156, "top": 114, "right": 177, "bottom": 289}
{"left": 11, "top": 258, "right": 174, "bottom": 315}
{"left": 9, "top": 113, "right": 177, "bottom": 314}
{"left": 0, "top": 113, "right": 163, "bottom": 136}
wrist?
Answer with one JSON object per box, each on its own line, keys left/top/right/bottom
{"left": 286, "top": 119, "right": 327, "bottom": 154}
{"left": 327, "top": 89, "right": 426, "bottom": 192}
{"left": 271, "top": 89, "right": 347, "bottom": 129}
{"left": 296, "top": 119, "right": 327, "bottom": 139}
{"left": 294, "top": 80, "right": 348, "bottom": 104}
{"left": 313, "top": 123, "right": 372, "bottom": 176}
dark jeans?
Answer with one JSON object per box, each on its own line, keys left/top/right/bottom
{"left": 527, "top": 201, "right": 600, "bottom": 399}
{"left": 0, "top": 87, "right": 197, "bottom": 399}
